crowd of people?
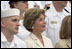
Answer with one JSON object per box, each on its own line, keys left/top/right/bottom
{"left": 1, "top": 1, "right": 71, "bottom": 48}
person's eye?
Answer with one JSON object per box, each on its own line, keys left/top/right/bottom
{"left": 39, "top": 18, "right": 42, "bottom": 21}
{"left": 39, "top": 18, "right": 45, "bottom": 22}
{"left": 12, "top": 19, "right": 19, "bottom": 22}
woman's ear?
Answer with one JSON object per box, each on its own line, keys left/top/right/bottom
{"left": 32, "top": 26, "right": 34, "bottom": 29}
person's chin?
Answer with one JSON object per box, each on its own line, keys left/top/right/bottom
{"left": 14, "top": 31, "right": 18, "bottom": 34}
{"left": 41, "top": 28, "right": 46, "bottom": 32}
{"left": 25, "top": 7, "right": 28, "bottom": 10}
{"left": 43, "top": 28, "right": 46, "bottom": 30}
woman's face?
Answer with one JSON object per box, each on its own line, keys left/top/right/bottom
{"left": 33, "top": 14, "right": 46, "bottom": 33}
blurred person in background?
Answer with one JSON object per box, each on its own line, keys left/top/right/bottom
{"left": 9, "top": 1, "right": 30, "bottom": 40}
{"left": 42, "top": 1, "right": 70, "bottom": 47}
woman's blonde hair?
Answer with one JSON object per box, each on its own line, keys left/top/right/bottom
{"left": 60, "top": 15, "right": 71, "bottom": 39}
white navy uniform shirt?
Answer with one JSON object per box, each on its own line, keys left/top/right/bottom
{"left": 1, "top": 32, "right": 27, "bottom": 48}
{"left": 65, "top": 2, "right": 71, "bottom": 14}
{"left": 1, "top": 1, "right": 10, "bottom": 10}
{"left": 42, "top": 3, "right": 70, "bottom": 47}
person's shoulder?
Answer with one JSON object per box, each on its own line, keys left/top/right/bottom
{"left": 24, "top": 34, "right": 34, "bottom": 47}
{"left": 45, "top": 9, "right": 51, "bottom": 15}
{"left": 14, "top": 35, "right": 26, "bottom": 44}
{"left": 24, "top": 34, "right": 32, "bottom": 42}
{"left": 63, "top": 9, "right": 71, "bottom": 16}
{"left": 58, "top": 39, "right": 66, "bottom": 43}
{"left": 14, "top": 35, "right": 27, "bottom": 48}
{"left": 55, "top": 39, "right": 66, "bottom": 48}
{"left": 45, "top": 5, "right": 57, "bottom": 18}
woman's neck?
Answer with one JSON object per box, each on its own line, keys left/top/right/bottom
{"left": 33, "top": 30, "right": 44, "bottom": 46}
{"left": 33, "top": 30, "right": 42, "bottom": 39}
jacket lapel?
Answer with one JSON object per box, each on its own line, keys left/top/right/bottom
{"left": 30, "top": 33, "right": 43, "bottom": 48}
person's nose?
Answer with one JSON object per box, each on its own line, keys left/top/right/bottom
{"left": 43, "top": 20, "right": 46, "bottom": 25}
{"left": 16, "top": 21, "right": 20, "bottom": 26}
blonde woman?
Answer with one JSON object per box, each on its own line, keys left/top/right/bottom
{"left": 55, "top": 15, "right": 71, "bottom": 48}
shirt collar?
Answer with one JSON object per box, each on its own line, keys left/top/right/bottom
{"left": 30, "top": 33, "right": 45, "bottom": 47}
{"left": 1, "top": 32, "right": 18, "bottom": 44}
{"left": 7, "top": 35, "right": 19, "bottom": 48}
{"left": 1, "top": 32, "right": 8, "bottom": 42}
{"left": 30, "top": 33, "right": 45, "bottom": 40}
{"left": 49, "top": 3, "right": 70, "bottom": 17}
{"left": 30, "top": 33, "right": 39, "bottom": 40}
{"left": 10, "top": 35, "right": 19, "bottom": 45}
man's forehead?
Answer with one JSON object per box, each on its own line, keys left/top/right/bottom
{"left": 7, "top": 16, "right": 19, "bottom": 19}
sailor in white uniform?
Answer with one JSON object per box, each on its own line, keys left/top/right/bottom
{"left": 1, "top": 8, "right": 27, "bottom": 48}
{"left": 42, "top": 1, "right": 70, "bottom": 47}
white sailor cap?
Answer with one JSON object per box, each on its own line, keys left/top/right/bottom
{"left": 1, "top": 8, "right": 20, "bottom": 18}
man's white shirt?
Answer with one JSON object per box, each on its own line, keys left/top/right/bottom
{"left": 1, "top": 32, "right": 27, "bottom": 48}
